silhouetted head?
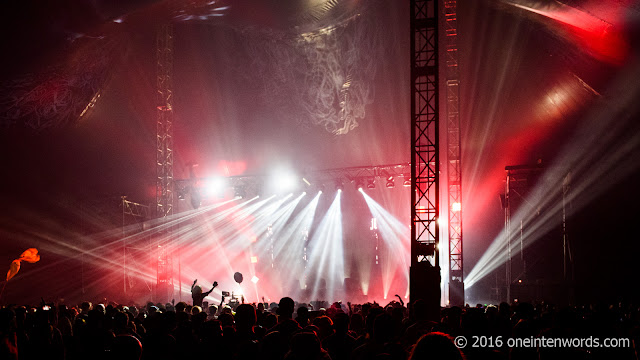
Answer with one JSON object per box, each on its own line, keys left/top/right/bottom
{"left": 410, "top": 332, "right": 466, "bottom": 360}
{"left": 192, "top": 285, "right": 202, "bottom": 296}
{"left": 312, "top": 315, "right": 334, "bottom": 340}
{"left": 289, "top": 331, "right": 323, "bottom": 358}
{"left": 277, "top": 297, "right": 295, "bottom": 319}
{"left": 235, "top": 304, "right": 257, "bottom": 330}
{"left": 175, "top": 302, "right": 187, "bottom": 313}
{"left": 333, "top": 312, "right": 350, "bottom": 334}
{"left": 112, "top": 334, "right": 143, "bottom": 360}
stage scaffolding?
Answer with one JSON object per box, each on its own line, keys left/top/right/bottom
{"left": 504, "top": 163, "right": 543, "bottom": 303}
{"left": 410, "top": 0, "right": 441, "bottom": 318}
{"left": 121, "top": 197, "right": 151, "bottom": 297}
{"left": 156, "top": 22, "right": 175, "bottom": 301}
{"left": 444, "top": 0, "right": 464, "bottom": 306}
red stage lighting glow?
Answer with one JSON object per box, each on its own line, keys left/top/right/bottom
{"left": 508, "top": 1, "right": 630, "bottom": 65}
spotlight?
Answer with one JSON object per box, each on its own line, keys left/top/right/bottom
{"left": 366, "top": 178, "right": 376, "bottom": 189}
{"left": 234, "top": 186, "right": 246, "bottom": 199}
{"left": 251, "top": 276, "right": 259, "bottom": 284}
{"left": 250, "top": 256, "right": 258, "bottom": 263}
{"left": 354, "top": 178, "right": 364, "bottom": 191}
{"left": 177, "top": 186, "right": 188, "bottom": 200}
{"left": 204, "top": 177, "right": 228, "bottom": 196}
{"left": 270, "top": 169, "right": 299, "bottom": 193}
{"left": 335, "top": 180, "right": 344, "bottom": 192}
{"left": 386, "top": 179, "right": 395, "bottom": 188}
{"left": 451, "top": 202, "right": 461, "bottom": 212}
{"left": 381, "top": 170, "right": 394, "bottom": 181}
{"left": 403, "top": 178, "right": 411, "bottom": 187}
{"left": 190, "top": 188, "right": 202, "bottom": 209}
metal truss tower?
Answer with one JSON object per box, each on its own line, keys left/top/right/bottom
{"left": 121, "top": 196, "right": 150, "bottom": 295}
{"left": 504, "top": 163, "right": 542, "bottom": 303}
{"left": 156, "top": 22, "right": 175, "bottom": 301}
{"left": 410, "top": 0, "right": 441, "bottom": 317}
{"left": 444, "top": 0, "right": 464, "bottom": 306}
{"left": 156, "top": 23, "right": 175, "bottom": 219}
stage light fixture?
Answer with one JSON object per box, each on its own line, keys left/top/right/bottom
{"left": 190, "top": 188, "right": 202, "bottom": 209}
{"left": 250, "top": 256, "right": 258, "bottom": 263}
{"left": 335, "top": 180, "right": 344, "bottom": 192}
{"left": 403, "top": 178, "right": 411, "bottom": 187}
{"left": 386, "top": 179, "right": 395, "bottom": 188}
{"left": 177, "top": 186, "right": 187, "bottom": 200}
{"left": 354, "top": 178, "right": 365, "bottom": 191}
{"left": 204, "top": 177, "right": 228, "bottom": 197}
{"left": 366, "top": 178, "right": 376, "bottom": 189}
{"left": 234, "top": 186, "right": 246, "bottom": 199}
{"left": 251, "top": 276, "right": 259, "bottom": 284}
{"left": 452, "top": 202, "right": 461, "bottom": 212}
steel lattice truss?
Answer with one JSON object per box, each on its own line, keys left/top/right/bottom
{"left": 156, "top": 23, "right": 175, "bottom": 299}
{"left": 176, "top": 163, "right": 412, "bottom": 198}
{"left": 303, "top": 163, "right": 411, "bottom": 188}
{"left": 156, "top": 23, "right": 175, "bottom": 220}
{"left": 121, "top": 197, "right": 151, "bottom": 295}
{"left": 504, "top": 163, "right": 543, "bottom": 302}
{"left": 411, "top": 0, "right": 439, "bottom": 267}
{"left": 444, "top": 0, "right": 463, "bottom": 302}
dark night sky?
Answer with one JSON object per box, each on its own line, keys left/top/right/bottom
{"left": 0, "top": 0, "right": 639, "bottom": 304}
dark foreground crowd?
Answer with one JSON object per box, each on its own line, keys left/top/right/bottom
{"left": 1, "top": 297, "right": 639, "bottom": 360}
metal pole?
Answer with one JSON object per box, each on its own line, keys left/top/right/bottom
{"left": 123, "top": 196, "right": 127, "bottom": 295}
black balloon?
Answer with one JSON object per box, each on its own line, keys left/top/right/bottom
{"left": 233, "top": 272, "right": 243, "bottom": 284}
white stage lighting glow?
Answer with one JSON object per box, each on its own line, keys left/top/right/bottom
{"left": 251, "top": 276, "right": 259, "bottom": 284}
{"left": 205, "top": 177, "right": 228, "bottom": 196}
{"left": 269, "top": 170, "right": 299, "bottom": 194}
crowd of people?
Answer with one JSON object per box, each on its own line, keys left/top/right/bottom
{"left": 1, "top": 292, "right": 639, "bottom": 360}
